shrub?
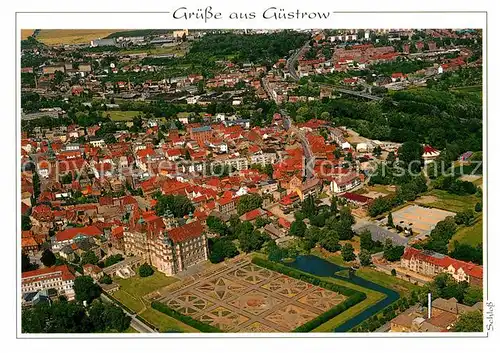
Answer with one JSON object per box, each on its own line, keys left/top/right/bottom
{"left": 138, "top": 263, "right": 154, "bottom": 277}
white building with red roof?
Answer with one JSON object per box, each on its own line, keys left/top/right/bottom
{"left": 401, "top": 247, "right": 482, "bottom": 286}
{"left": 21, "top": 265, "right": 76, "bottom": 300}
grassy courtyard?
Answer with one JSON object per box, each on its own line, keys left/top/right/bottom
{"left": 112, "top": 272, "right": 198, "bottom": 333}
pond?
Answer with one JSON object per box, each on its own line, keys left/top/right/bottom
{"left": 286, "top": 255, "right": 400, "bottom": 332}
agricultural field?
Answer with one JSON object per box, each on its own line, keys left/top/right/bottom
{"left": 35, "top": 29, "right": 123, "bottom": 45}
{"left": 21, "top": 29, "right": 34, "bottom": 40}
{"left": 104, "top": 110, "right": 142, "bottom": 121}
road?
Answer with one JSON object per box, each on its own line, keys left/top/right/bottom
{"left": 333, "top": 88, "right": 383, "bottom": 101}
{"left": 282, "top": 112, "right": 315, "bottom": 179}
{"left": 100, "top": 293, "right": 157, "bottom": 333}
{"left": 286, "top": 41, "right": 310, "bottom": 81}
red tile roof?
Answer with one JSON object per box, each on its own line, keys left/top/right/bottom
{"left": 167, "top": 221, "right": 204, "bottom": 243}
{"left": 55, "top": 225, "right": 102, "bottom": 242}
{"left": 22, "top": 264, "right": 75, "bottom": 282}
{"left": 402, "top": 247, "right": 483, "bottom": 279}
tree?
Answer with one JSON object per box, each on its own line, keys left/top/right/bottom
{"left": 206, "top": 216, "right": 229, "bottom": 236}
{"left": 40, "top": 249, "right": 56, "bottom": 267}
{"left": 238, "top": 230, "right": 268, "bottom": 253}
{"left": 73, "top": 276, "right": 101, "bottom": 304}
{"left": 22, "top": 300, "right": 92, "bottom": 333}
{"left": 138, "top": 263, "right": 154, "bottom": 277}
{"left": 330, "top": 196, "right": 338, "bottom": 214}
{"left": 428, "top": 273, "right": 469, "bottom": 304}
{"left": 22, "top": 215, "right": 32, "bottom": 231}
{"left": 449, "top": 242, "right": 482, "bottom": 265}
{"left": 319, "top": 230, "right": 340, "bottom": 252}
{"left": 99, "top": 274, "right": 112, "bottom": 285}
{"left": 87, "top": 301, "right": 131, "bottom": 333}
{"left": 341, "top": 243, "right": 356, "bottom": 262}
{"left": 359, "top": 249, "right": 372, "bottom": 266}
{"left": 209, "top": 238, "right": 238, "bottom": 263}
{"left": 80, "top": 251, "right": 99, "bottom": 266}
{"left": 424, "top": 216, "right": 457, "bottom": 254}
{"left": 386, "top": 151, "right": 396, "bottom": 166}
{"left": 453, "top": 311, "right": 483, "bottom": 332}
{"left": 237, "top": 194, "right": 263, "bottom": 215}
{"left": 290, "top": 219, "right": 307, "bottom": 237}
{"left": 463, "top": 286, "right": 483, "bottom": 306}
{"left": 359, "top": 230, "right": 375, "bottom": 252}
{"left": 387, "top": 212, "right": 395, "bottom": 228}
{"left": 398, "top": 141, "right": 424, "bottom": 172}
{"left": 154, "top": 194, "right": 194, "bottom": 218}
{"left": 454, "top": 209, "right": 475, "bottom": 226}
{"left": 22, "top": 253, "right": 38, "bottom": 272}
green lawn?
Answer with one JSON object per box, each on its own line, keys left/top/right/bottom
{"left": 104, "top": 110, "right": 142, "bottom": 121}
{"left": 451, "top": 85, "right": 482, "bottom": 94}
{"left": 112, "top": 271, "right": 198, "bottom": 333}
{"left": 311, "top": 273, "right": 385, "bottom": 332}
{"left": 355, "top": 268, "right": 420, "bottom": 295}
{"left": 123, "top": 326, "right": 139, "bottom": 333}
{"left": 113, "top": 271, "right": 178, "bottom": 298}
{"left": 140, "top": 308, "right": 198, "bottom": 333}
{"left": 449, "top": 216, "right": 483, "bottom": 250}
{"left": 416, "top": 189, "right": 481, "bottom": 213}
{"left": 120, "top": 44, "right": 188, "bottom": 56}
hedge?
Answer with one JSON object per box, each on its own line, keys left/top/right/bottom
{"left": 294, "top": 292, "right": 366, "bottom": 332}
{"left": 251, "top": 257, "right": 367, "bottom": 332}
{"left": 151, "top": 301, "right": 223, "bottom": 333}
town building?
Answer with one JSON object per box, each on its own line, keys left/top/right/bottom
{"left": 401, "top": 247, "right": 483, "bottom": 286}
{"left": 21, "top": 265, "right": 76, "bottom": 300}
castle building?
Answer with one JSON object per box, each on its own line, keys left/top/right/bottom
{"left": 123, "top": 213, "right": 208, "bottom": 276}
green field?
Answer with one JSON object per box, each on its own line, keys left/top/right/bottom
{"left": 120, "top": 43, "right": 189, "bottom": 57}
{"left": 451, "top": 85, "right": 482, "bottom": 94}
{"left": 104, "top": 110, "right": 142, "bottom": 121}
{"left": 355, "top": 268, "right": 420, "bottom": 295}
{"left": 415, "top": 189, "right": 481, "bottom": 213}
{"left": 123, "top": 326, "right": 139, "bottom": 333}
{"left": 311, "top": 270, "right": 385, "bottom": 332}
{"left": 112, "top": 272, "right": 198, "bottom": 333}
{"left": 449, "top": 216, "right": 483, "bottom": 250}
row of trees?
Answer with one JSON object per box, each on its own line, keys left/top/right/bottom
{"left": 285, "top": 88, "right": 482, "bottom": 152}
{"left": 22, "top": 299, "right": 130, "bottom": 333}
